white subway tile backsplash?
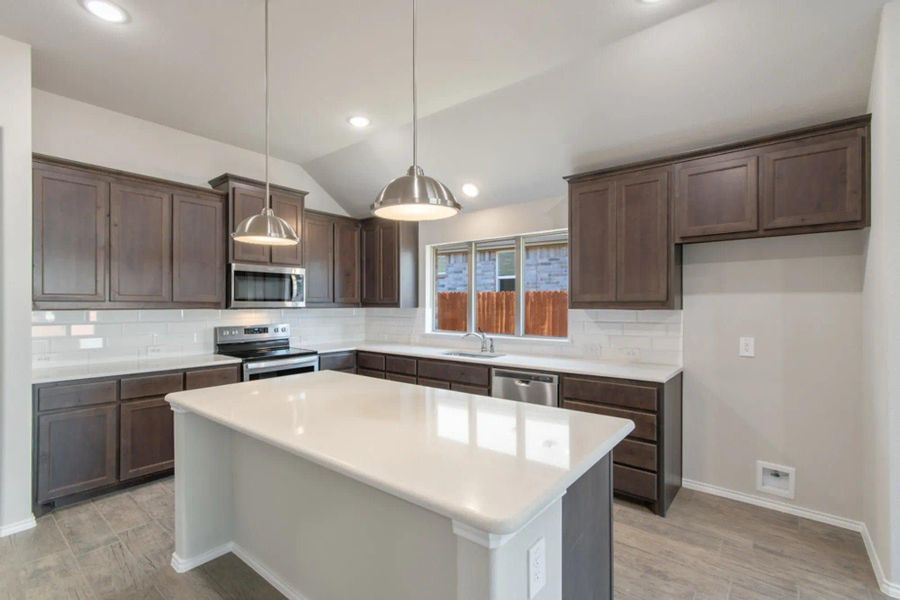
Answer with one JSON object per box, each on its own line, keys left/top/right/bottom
{"left": 32, "top": 306, "right": 681, "bottom": 368}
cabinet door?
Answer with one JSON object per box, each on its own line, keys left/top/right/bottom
{"left": 33, "top": 166, "right": 109, "bottom": 303}
{"left": 231, "top": 186, "right": 269, "bottom": 264}
{"left": 110, "top": 183, "right": 172, "bottom": 302}
{"left": 379, "top": 221, "right": 399, "bottom": 304}
{"left": 36, "top": 405, "right": 118, "bottom": 503}
{"left": 569, "top": 178, "right": 617, "bottom": 305}
{"left": 173, "top": 193, "right": 225, "bottom": 304}
{"left": 303, "top": 212, "right": 335, "bottom": 304}
{"left": 120, "top": 397, "right": 174, "bottom": 480}
{"left": 361, "top": 221, "right": 381, "bottom": 304}
{"left": 760, "top": 130, "right": 864, "bottom": 230}
{"left": 675, "top": 152, "right": 758, "bottom": 239}
{"left": 334, "top": 220, "right": 361, "bottom": 304}
{"left": 270, "top": 193, "right": 304, "bottom": 266}
{"left": 616, "top": 168, "right": 669, "bottom": 303}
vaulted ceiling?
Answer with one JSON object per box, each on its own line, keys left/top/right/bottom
{"left": 0, "top": 0, "right": 888, "bottom": 216}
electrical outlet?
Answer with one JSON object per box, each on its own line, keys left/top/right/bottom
{"left": 739, "top": 337, "right": 755, "bottom": 357}
{"left": 528, "top": 537, "right": 546, "bottom": 599}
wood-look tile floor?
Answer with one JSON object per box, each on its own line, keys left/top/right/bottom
{"left": 0, "top": 479, "right": 886, "bottom": 599}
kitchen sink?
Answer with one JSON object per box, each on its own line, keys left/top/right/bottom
{"left": 442, "top": 351, "right": 505, "bottom": 359}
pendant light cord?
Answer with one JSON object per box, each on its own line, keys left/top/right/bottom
{"left": 412, "top": 0, "right": 417, "bottom": 170}
{"left": 264, "top": 0, "right": 271, "bottom": 210}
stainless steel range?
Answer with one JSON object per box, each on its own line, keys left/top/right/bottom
{"left": 214, "top": 323, "right": 318, "bottom": 381}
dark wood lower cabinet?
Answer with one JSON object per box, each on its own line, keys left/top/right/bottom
{"left": 562, "top": 454, "right": 613, "bottom": 600}
{"left": 120, "top": 398, "right": 174, "bottom": 480}
{"left": 561, "top": 372, "right": 682, "bottom": 516}
{"left": 33, "top": 364, "right": 242, "bottom": 512}
{"left": 36, "top": 404, "right": 118, "bottom": 504}
{"left": 319, "top": 352, "right": 357, "bottom": 372}
{"left": 386, "top": 373, "right": 417, "bottom": 385}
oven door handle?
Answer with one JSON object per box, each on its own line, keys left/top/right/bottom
{"left": 245, "top": 356, "right": 319, "bottom": 371}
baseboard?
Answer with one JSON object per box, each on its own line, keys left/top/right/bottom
{"left": 0, "top": 515, "right": 36, "bottom": 537}
{"left": 682, "top": 479, "right": 900, "bottom": 598}
{"left": 231, "top": 542, "right": 309, "bottom": 600}
{"left": 860, "top": 523, "right": 900, "bottom": 598}
{"left": 170, "top": 542, "right": 233, "bottom": 573}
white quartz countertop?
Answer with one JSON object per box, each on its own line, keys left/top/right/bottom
{"left": 32, "top": 354, "right": 242, "bottom": 384}
{"left": 167, "top": 370, "right": 634, "bottom": 535}
{"left": 309, "top": 341, "right": 682, "bottom": 383}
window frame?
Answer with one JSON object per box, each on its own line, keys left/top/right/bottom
{"left": 429, "top": 229, "right": 568, "bottom": 339}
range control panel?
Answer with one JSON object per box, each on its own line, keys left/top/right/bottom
{"left": 215, "top": 323, "right": 291, "bottom": 344}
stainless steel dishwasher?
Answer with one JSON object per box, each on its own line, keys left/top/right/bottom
{"left": 491, "top": 368, "right": 559, "bottom": 407}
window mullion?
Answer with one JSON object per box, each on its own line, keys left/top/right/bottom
{"left": 468, "top": 242, "right": 478, "bottom": 332}
{"left": 515, "top": 236, "right": 524, "bottom": 337}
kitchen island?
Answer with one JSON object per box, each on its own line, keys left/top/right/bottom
{"left": 166, "top": 370, "right": 633, "bottom": 600}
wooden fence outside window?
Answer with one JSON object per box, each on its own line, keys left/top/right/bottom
{"left": 436, "top": 291, "right": 568, "bottom": 338}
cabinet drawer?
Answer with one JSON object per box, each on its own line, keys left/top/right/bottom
{"left": 613, "top": 439, "right": 657, "bottom": 472}
{"left": 561, "top": 400, "right": 657, "bottom": 442}
{"left": 418, "top": 377, "right": 450, "bottom": 390}
{"left": 386, "top": 373, "right": 417, "bottom": 385}
{"left": 358, "top": 368, "right": 386, "bottom": 379}
{"left": 120, "top": 372, "right": 184, "bottom": 400}
{"left": 357, "top": 352, "right": 385, "bottom": 371}
{"left": 37, "top": 380, "right": 117, "bottom": 412}
{"left": 184, "top": 366, "right": 239, "bottom": 390}
{"left": 450, "top": 382, "right": 490, "bottom": 396}
{"left": 562, "top": 376, "right": 657, "bottom": 412}
{"left": 614, "top": 464, "right": 657, "bottom": 500}
{"left": 320, "top": 352, "right": 357, "bottom": 371}
{"left": 417, "top": 360, "right": 489, "bottom": 387}
{"left": 385, "top": 355, "right": 417, "bottom": 376}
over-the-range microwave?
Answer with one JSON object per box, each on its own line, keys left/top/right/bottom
{"left": 228, "top": 263, "right": 306, "bottom": 308}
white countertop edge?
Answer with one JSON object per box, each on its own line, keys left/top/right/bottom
{"left": 32, "top": 354, "right": 243, "bottom": 384}
{"left": 312, "top": 342, "right": 682, "bottom": 383}
{"left": 167, "top": 395, "right": 634, "bottom": 536}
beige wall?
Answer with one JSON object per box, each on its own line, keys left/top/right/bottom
{"left": 682, "top": 231, "right": 865, "bottom": 520}
{"left": 863, "top": 0, "right": 900, "bottom": 587}
{"left": 31, "top": 90, "right": 348, "bottom": 216}
{"left": 0, "top": 34, "right": 33, "bottom": 533}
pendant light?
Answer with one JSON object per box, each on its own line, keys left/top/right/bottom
{"left": 371, "top": 0, "right": 461, "bottom": 221}
{"left": 232, "top": 0, "right": 300, "bottom": 246}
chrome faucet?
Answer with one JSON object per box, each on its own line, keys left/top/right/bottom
{"left": 462, "top": 330, "right": 495, "bottom": 353}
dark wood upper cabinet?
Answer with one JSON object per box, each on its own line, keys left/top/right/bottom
{"left": 303, "top": 211, "right": 335, "bottom": 304}
{"left": 334, "top": 219, "right": 361, "bottom": 304}
{"left": 761, "top": 128, "right": 865, "bottom": 231}
{"left": 568, "top": 168, "right": 676, "bottom": 309}
{"left": 36, "top": 404, "right": 118, "bottom": 503}
{"left": 33, "top": 156, "right": 228, "bottom": 309}
{"left": 109, "top": 182, "right": 172, "bottom": 303}
{"left": 33, "top": 164, "right": 109, "bottom": 303}
{"left": 569, "top": 178, "right": 616, "bottom": 305}
{"left": 615, "top": 168, "right": 670, "bottom": 303}
{"left": 230, "top": 186, "right": 268, "bottom": 264}
{"left": 675, "top": 151, "right": 758, "bottom": 240}
{"left": 172, "top": 193, "right": 225, "bottom": 305}
{"left": 361, "top": 217, "right": 418, "bottom": 308}
{"left": 209, "top": 173, "right": 308, "bottom": 267}
{"left": 270, "top": 192, "right": 304, "bottom": 266}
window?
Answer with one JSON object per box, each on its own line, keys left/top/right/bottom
{"left": 430, "top": 231, "right": 568, "bottom": 338}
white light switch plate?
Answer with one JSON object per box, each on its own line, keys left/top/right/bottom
{"left": 739, "top": 337, "right": 755, "bottom": 357}
{"left": 528, "top": 537, "right": 546, "bottom": 598}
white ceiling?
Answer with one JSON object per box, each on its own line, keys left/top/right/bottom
{"left": 0, "top": 0, "right": 888, "bottom": 217}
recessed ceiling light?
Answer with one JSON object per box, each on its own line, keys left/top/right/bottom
{"left": 639, "top": 0, "right": 664, "bottom": 3}
{"left": 461, "top": 183, "right": 479, "bottom": 198}
{"left": 80, "top": 0, "right": 129, "bottom": 23}
{"left": 348, "top": 115, "right": 371, "bottom": 128}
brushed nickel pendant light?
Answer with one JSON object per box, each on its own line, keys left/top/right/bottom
{"left": 232, "top": 0, "right": 300, "bottom": 246}
{"left": 371, "top": 0, "right": 461, "bottom": 221}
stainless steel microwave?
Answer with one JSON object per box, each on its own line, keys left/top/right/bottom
{"left": 228, "top": 263, "right": 306, "bottom": 308}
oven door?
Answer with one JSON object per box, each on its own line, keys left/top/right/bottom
{"left": 242, "top": 355, "right": 319, "bottom": 381}
{"left": 229, "top": 263, "right": 305, "bottom": 308}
